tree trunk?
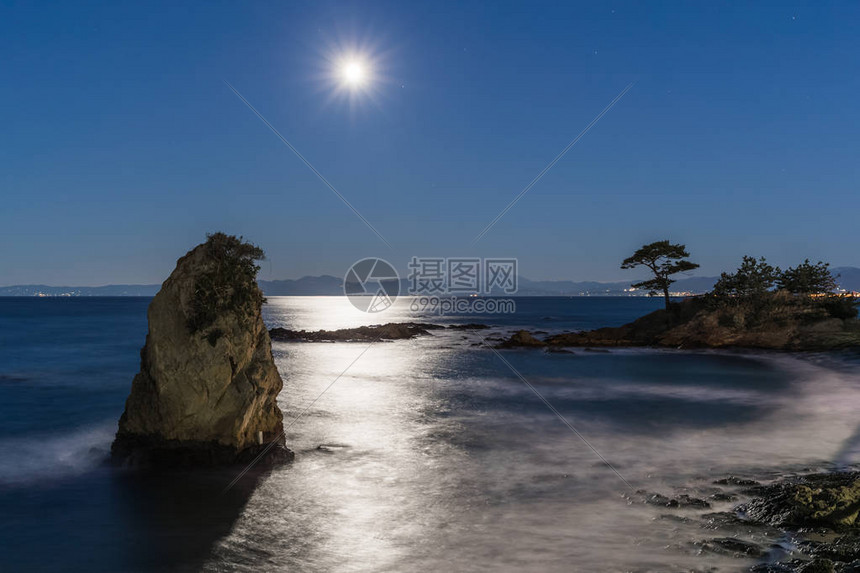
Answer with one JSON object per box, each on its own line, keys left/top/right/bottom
{"left": 662, "top": 285, "right": 671, "bottom": 311}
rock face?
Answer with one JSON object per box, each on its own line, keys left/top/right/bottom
{"left": 112, "top": 233, "right": 290, "bottom": 467}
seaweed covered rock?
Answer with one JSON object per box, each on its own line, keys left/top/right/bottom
{"left": 739, "top": 473, "right": 860, "bottom": 571}
{"left": 112, "top": 233, "right": 291, "bottom": 467}
{"left": 744, "top": 473, "right": 860, "bottom": 529}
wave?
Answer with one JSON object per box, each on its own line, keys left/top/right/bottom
{"left": 0, "top": 423, "right": 114, "bottom": 486}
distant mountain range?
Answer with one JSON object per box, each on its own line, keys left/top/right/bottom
{"left": 0, "top": 284, "right": 163, "bottom": 297}
{"left": 2, "top": 267, "right": 858, "bottom": 297}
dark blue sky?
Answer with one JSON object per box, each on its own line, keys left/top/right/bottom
{"left": 2, "top": 1, "right": 858, "bottom": 285}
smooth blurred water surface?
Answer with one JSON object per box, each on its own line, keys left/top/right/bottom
{"left": 1, "top": 296, "right": 859, "bottom": 572}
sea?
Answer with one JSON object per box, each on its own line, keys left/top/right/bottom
{"left": 1, "top": 296, "right": 859, "bottom": 572}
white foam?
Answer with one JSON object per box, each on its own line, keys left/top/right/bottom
{"left": 0, "top": 423, "right": 114, "bottom": 486}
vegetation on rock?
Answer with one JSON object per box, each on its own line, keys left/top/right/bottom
{"left": 707, "top": 256, "right": 857, "bottom": 329}
{"left": 778, "top": 258, "right": 840, "bottom": 295}
{"left": 712, "top": 256, "right": 780, "bottom": 300}
{"left": 186, "top": 232, "right": 266, "bottom": 335}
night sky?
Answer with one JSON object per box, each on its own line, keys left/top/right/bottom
{"left": 2, "top": 1, "right": 857, "bottom": 285}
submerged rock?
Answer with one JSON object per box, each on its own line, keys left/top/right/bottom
{"left": 697, "top": 536, "right": 767, "bottom": 558}
{"left": 446, "top": 323, "right": 490, "bottom": 330}
{"left": 714, "top": 475, "right": 761, "bottom": 487}
{"left": 112, "top": 233, "right": 291, "bottom": 467}
{"left": 802, "top": 535, "right": 860, "bottom": 563}
{"left": 750, "top": 560, "right": 832, "bottom": 573}
{"left": 636, "top": 490, "right": 712, "bottom": 509}
{"left": 544, "top": 347, "right": 575, "bottom": 354}
{"left": 709, "top": 492, "right": 739, "bottom": 502}
{"left": 495, "top": 330, "right": 547, "bottom": 348}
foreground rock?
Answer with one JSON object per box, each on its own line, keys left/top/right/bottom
{"left": 498, "top": 294, "right": 860, "bottom": 351}
{"left": 743, "top": 473, "right": 860, "bottom": 529}
{"left": 631, "top": 473, "right": 860, "bottom": 571}
{"left": 741, "top": 472, "right": 860, "bottom": 571}
{"left": 113, "top": 233, "right": 291, "bottom": 467}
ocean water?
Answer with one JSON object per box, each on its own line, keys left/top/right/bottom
{"left": 1, "top": 296, "right": 859, "bottom": 572}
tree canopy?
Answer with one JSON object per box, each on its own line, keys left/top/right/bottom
{"left": 777, "top": 259, "right": 838, "bottom": 295}
{"left": 621, "top": 240, "right": 699, "bottom": 310}
{"left": 712, "top": 256, "right": 779, "bottom": 299}
{"left": 187, "top": 232, "right": 266, "bottom": 335}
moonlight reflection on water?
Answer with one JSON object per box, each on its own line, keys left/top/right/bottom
{"left": 197, "top": 298, "right": 860, "bottom": 571}
{"left": 1, "top": 297, "right": 857, "bottom": 571}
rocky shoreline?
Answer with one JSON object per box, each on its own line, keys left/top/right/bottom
{"left": 494, "top": 296, "right": 860, "bottom": 352}
{"left": 667, "top": 471, "right": 860, "bottom": 571}
{"left": 262, "top": 295, "right": 859, "bottom": 353}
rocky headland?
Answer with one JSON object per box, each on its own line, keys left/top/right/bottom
{"left": 497, "top": 293, "right": 860, "bottom": 351}
{"left": 112, "top": 233, "right": 291, "bottom": 467}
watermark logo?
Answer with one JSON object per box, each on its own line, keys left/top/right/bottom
{"left": 343, "top": 258, "right": 400, "bottom": 313}
{"left": 407, "top": 257, "right": 518, "bottom": 295}
{"left": 410, "top": 296, "right": 516, "bottom": 315}
{"left": 345, "top": 257, "right": 518, "bottom": 314}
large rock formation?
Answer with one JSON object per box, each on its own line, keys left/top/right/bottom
{"left": 112, "top": 233, "right": 291, "bottom": 467}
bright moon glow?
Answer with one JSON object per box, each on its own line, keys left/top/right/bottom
{"left": 340, "top": 59, "right": 368, "bottom": 88}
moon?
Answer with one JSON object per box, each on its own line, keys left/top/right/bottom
{"left": 339, "top": 58, "right": 369, "bottom": 89}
